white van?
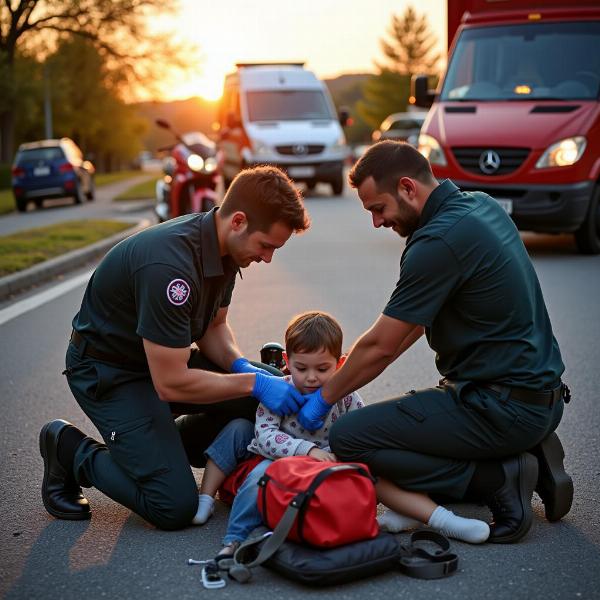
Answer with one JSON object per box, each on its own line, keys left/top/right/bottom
{"left": 217, "top": 63, "right": 349, "bottom": 195}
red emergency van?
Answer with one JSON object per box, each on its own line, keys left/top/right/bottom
{"left": 414, "top": 0, "right": 600, "bottom": 253}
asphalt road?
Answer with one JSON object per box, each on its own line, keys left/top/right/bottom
{"left": 1, "top": 181, "right": 599, "bottom": 599}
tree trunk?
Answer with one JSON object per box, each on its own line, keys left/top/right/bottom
{"left": 0, "top": 107, "right": 16, "bottom": 164}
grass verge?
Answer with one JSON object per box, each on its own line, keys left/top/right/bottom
{"left": 95, "top": 170, "right": 149, "bottom": 187}
{"left": 0, "top": 219, "right": 132, "bottom": 276}
{"left": 0, "top": 188, "right": 13, "bottom": 216}
{"left": 114, "top": 176, "right": 159, "bottom": 201}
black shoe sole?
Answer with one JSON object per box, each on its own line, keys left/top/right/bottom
{"left": 489, "top": 452, "right": 538, "bottom": 544}
{"left": 532, "top": 432, "right": 574, "bottom": 522}
{"left": 39, "top": 421, "right": 91, "bottom": 521}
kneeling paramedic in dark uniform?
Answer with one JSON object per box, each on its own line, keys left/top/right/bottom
{"left": 39, "top": 166, "right": 310, "bottom": 530}
{"left": 298, "top": 141, "right": 573, "bottom": 543}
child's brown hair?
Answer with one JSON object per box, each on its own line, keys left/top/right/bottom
{"left": 284, "top": 311, "right": 343, "bottom": 359}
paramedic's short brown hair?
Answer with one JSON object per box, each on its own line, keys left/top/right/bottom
{"left": 285, "top": 311, "right": 343, "bottom": 359}
{"left": 220, "top": 165, "right": 310, "bottom": 233}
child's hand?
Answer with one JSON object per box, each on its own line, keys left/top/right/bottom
{"left": 308, "top": 448, "right": 337, "bottom": 462}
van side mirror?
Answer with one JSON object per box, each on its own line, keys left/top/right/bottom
{"left": 411, "top": 75, "right": 436, "bottom": 109}
{"left": 338, "top": 106, "right": 351, "bottom": 127}
{"left": 226, "top": 112, "right": 240, "bottom": 129}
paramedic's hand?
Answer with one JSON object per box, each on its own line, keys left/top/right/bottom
{"left": 252, "top": 373, "right": 304, "bottom": 416}
{"left": 298, "top": 388, "right": 331, "bottom": 432}
{"left": 231, "top": 357, "right": 272, "bottom": 377}
{"left": 308, "top": 447, "right": 337, "bottom": 462}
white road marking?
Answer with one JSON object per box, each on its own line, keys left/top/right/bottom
{"left": 0, "top": 270, "right": 93, "bottom": 326}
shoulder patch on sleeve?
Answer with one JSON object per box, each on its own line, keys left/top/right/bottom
{"left": 166, "top": 278, "right": 191, "bottom": 306}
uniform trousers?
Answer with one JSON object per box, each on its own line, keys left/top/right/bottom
{"left": 64, "top": 343, "right": 275, "bottom": 530}
{"left": 330, "top": 382, "right": 564, "bottom": 499}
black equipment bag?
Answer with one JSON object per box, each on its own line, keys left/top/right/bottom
{"left": 227, "top": 527, "right": 458, "bottom": 586}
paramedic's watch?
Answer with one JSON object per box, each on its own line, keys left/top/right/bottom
{"left": 298, "top": 389, "right": 331, "bottom": 431}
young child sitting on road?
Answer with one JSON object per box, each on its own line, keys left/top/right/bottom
{"left": 193, "top": 311, "right": 489, "bottom": 557}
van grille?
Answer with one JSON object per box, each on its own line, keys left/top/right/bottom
{"left": 276, "top": 144, "right": 325, "bottom": 156}
{"left": 452, "top": 147, "right": 530, "bottom": 176}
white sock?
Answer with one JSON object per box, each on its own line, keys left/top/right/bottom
{"left": 377, "top": 509, "right": 421, "bottom": 533}
{"left": 427, "top": 506, "right": 490, "bottom": 544}
{"left": 192, "top": 494, "right": 215, "bottom": 525}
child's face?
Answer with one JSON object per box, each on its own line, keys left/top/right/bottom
{"left": 285, "top": 348, "right": 339, "bottom": 395}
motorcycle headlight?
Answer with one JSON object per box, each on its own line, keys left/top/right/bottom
{"left": 535, "top": 136, "right": 586, "bottom": 169}
{"left": 203, "top": 156, "right": 218, "bottom": 173}
{"left": 418, "top": 133, "right": 447, "bottom": 166}
{"left": 187, "top": 154, "right": 204, "bottom": 172}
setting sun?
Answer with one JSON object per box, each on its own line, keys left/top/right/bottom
{"left": 151, "top": 0, "right": 445, "bottom": 102}
{"left": 198, "top": 77, "right": 224, "bottom": 101}
{"left": 171, "top": 71, "right": 224, "bottom": 101}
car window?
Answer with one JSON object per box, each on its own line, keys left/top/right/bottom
{"left": 389, "top": 119, "right": 423, "bottom": 130}
{"left": 16, "top": 147, "right": 65, "bottom": 163}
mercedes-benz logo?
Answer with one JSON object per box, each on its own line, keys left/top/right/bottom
{"left": 293, "top": 144, "right": 308, "bottom": 156}
{"left": 479, "top": 150, "right": 501, "bottom": 175}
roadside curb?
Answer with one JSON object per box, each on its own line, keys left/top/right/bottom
{"left": 0, "top": 218, "right": 153, "bottom": 301}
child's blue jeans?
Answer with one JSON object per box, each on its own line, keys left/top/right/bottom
{"left": 202, "top": 418, "right": 273, "bottom": 544}
{"left": 223, "top": 458, "right": 273, "bottom": 544}
{"left": 204, "top": 418, "right": 255, "bottom": 475}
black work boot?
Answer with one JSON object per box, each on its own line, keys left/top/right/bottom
{"left": 530, "top": 432, "right": 573, "bottom": 522}
{"left": 487, "top": 453, "right": 538, "bottom": 543}
{"left": 39, "top": 419, "right": 90, "bottom": 520}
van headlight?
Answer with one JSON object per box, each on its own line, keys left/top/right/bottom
{"left": 332, "top": 134, "right": 347, "bottom": 150}
{"left": 187, "top": 154, "right": 204, "bottom": 172}
{"left": 535, "top": 136, "right": 586, "bottom": 168}
{"left": 253, "top": 141, "right": 271, "bottom": 157}
{"left": 418, "top": 134, "right": 447, "bottom": 166}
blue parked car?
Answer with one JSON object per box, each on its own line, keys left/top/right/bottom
{"left": 11, "top": 138, "right": 95, "bottom": 212}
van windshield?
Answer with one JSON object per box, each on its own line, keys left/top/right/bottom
{"left": 246, "top": 90, "right": 334, "bottom": 121}
{"left": 441, "top": 21, "right": 600, "bottom": 101}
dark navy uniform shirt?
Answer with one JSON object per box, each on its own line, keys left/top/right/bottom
{"left": 383, "top": 180, "right": 564, "bottom": 389}
{"left": 72, "top": 209, "right": 238, "bottom": 368}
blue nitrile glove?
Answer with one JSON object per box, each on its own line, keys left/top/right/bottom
{"left": 231, "top": 357, "right": 272, "bottom": 377}
{"left": 298, "top": 388, "right": 332, "bottom": 432}
{"left": 252, "top": 373, "right": 304, "bottom": 416}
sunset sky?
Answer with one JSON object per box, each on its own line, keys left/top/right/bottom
{"left": 156, "top": 0, "right": 447, "bottom": 101}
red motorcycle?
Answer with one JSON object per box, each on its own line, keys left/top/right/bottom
{"left": 154, "top": 118, "right": 222, "bottom": 222}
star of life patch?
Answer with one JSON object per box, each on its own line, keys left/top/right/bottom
{"left": 167, "top": 278, "right": 190, "bottom": 306}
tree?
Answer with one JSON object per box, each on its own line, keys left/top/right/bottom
{"left": 0, "top": 0, "right": 186, "bottom": 162}
{"left": 357, "top": 71, "right": 412, "bottom": 131}
{"left": 357, "top": 6, "right": 440, "bottom": 130}
{"left": 47, "top": 36, "right": 148, "bottom": 170}
{"left": 377, "top": 6, "right": 441, "bottom": 76}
